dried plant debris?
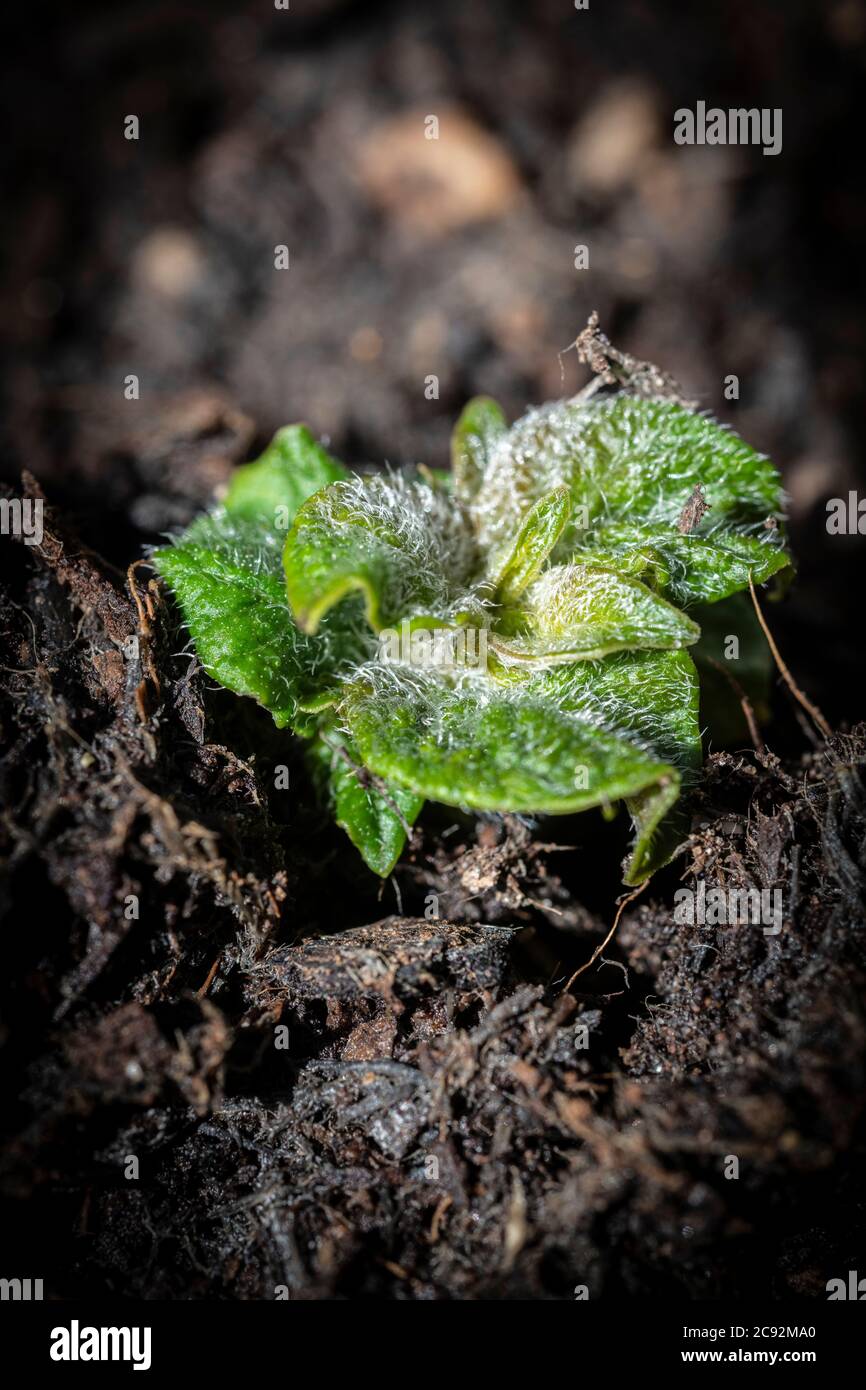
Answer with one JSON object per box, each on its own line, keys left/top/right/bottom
{"left": 571, "top": 309, "right": 699, "bottom": 409}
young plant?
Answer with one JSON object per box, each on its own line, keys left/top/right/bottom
{"left": 153, "top": 386, "right": 790, "bottom": 883}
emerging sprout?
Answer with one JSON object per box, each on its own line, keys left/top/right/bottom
{"left": 153, "top": 382, "right": 790, "bottom": 882}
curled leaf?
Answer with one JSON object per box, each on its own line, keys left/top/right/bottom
{"left": 341, "top": 645, "right": 700, "bottom": 881}
{"left": 284, "top": 474, "right": 479, "bottom": 634}
{"left": 492, "top": 563, "right": 700, "bottom": 664}
{"left": 492, "top": 486, "right": 571, "bottom": 603}
{"left": 524, "top": 648, "right": 702, "bottom": 882}
{"left": 342, "top": 667, "right": 676, "bottom": 813}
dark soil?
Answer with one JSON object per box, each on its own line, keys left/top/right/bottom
{"left": 2, "top": 0, "right": 865, "bottom": 1300}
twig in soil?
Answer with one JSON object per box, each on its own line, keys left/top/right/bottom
{"left": 127, "top": 559, "right": 155, "bottom": 633}
{"left": 707, "top": 656, "right": 765, "bottom": 753}
{"left": 748, "top": 572, "right": 832, "bottom": 739}
{"left": 428, "top": 1193, "right": 453, "bottom": 1243}
{"left": 599, "top": 956, "right": 630, "bottom": 988}
{"left": 197, "top": 953, "right": 222, "bottom": 998}
{"left": 561, "top": 878, "right": 650, "bottom": 993}
{"left": 127, "top": 558, "right": 162, "bottom": 697}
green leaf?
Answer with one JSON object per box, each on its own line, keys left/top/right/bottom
{"left": 469, "top": 395, "right": 790, "bottom": 607}
{"left": 340, "top": 647, "right": 700, "bottom": 881}
{"left": 308, "top": 725, "right": 424, "bottom": 876}
{"left": 224, "top": 425, "right": 348, "bottom": 534}
{"left": 492, "top": 563, "right": 700, "bottom": 664}
{"left": 153, "top": 513, "right": 371, "bottom": 729}
{"left": 341, "top": 667, "right": 676, "bottom": 813}
{"left": 574, "top": 521, "right": 790, "bottom": 607}
{"left": 492, "top": 486, "right": 572, "bottom": 603}
{"left": 451, "top": 396, "right": 508, "bottom": 504}
{"left": 527, "top": 648, "right": 702, "bottom": 784}
{"left": 525, "top": 649, "right": 702, "bottom": 882}
{"left": 283, "top": 474, "right": 478, "bottom": 634}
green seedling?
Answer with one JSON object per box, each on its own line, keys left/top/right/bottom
{"left": 153, "top": 387, "right": 790, "bottom": 882}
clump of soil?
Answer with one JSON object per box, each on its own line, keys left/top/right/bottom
{"left": 2, "top": 481, "right": 864, "bottom": 1299}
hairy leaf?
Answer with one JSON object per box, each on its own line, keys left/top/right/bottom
{"left": 284, "top": 474, "right": 479, "bottom": 634}
{"left": 573, "top": 521, "right": 790, "bottom": 607}
{"left": 492, "top": 486, "right": 572, "bottom": 602}
{"left": 523, "top": 648, "right": 702, "bottom": 882}
{"left": 341, "top": 668, "right": 676, "bottom": 814}
{"left": 224, "top": 425, "right": 348, "bottom": 532}
{"left": 492, "top": 563, "right": 700, "bottom": 664}
{"left": 308, "top": 725, "right": 424, "bottom": 875}
{"left": 340, "top": 649, "right": 699, "bottom": 881}
{"left": 469, "top": 395, "right": 790, "bottom": 605}
{"left": 153, "top": 513, "right": 371, "bottom": 728}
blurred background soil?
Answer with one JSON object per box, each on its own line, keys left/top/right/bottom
{"left": 1, "top": 0, "right": 865, "bottom": 1299}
